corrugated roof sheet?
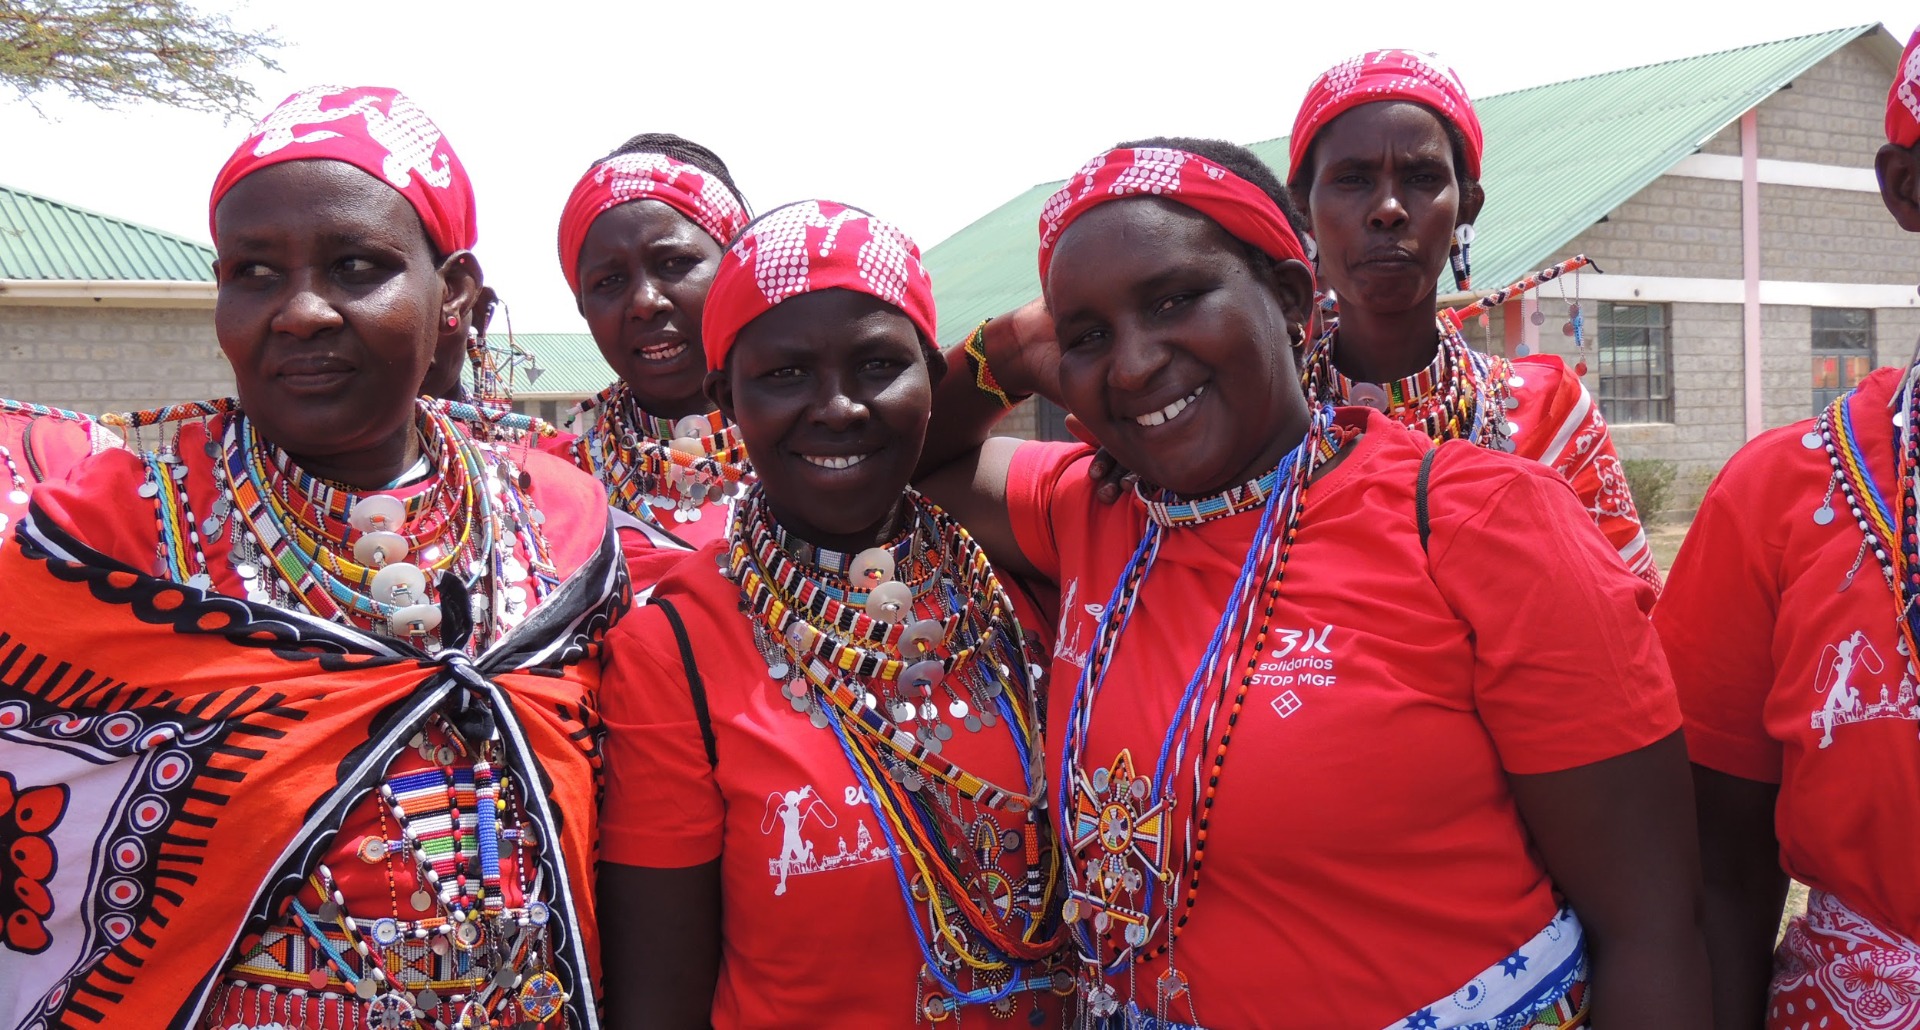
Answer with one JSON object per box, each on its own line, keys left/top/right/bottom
{"left": 0, "top": 184, "right": 215, "bottom": 282}
{"left": 925, "top": 24, "right": 1884, "bottom": 344}
{"left": 506, "top": 332, "right": 610, "bottom": 397}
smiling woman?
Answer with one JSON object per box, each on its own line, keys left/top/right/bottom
{"left": 0, "top": 86, "right": 625, "bottom": 1030}
{"left": 595, "top": 200, "right": 1070, "bottom": 1028}
{"left": 917, "top": 139, "right": 1712, "bottom": 1029}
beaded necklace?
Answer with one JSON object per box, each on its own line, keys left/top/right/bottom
{"left": 137, "top": 400, "right": 557, "bottom": 653}
{"left": 571, "top": 382, "right": 750, "bottom": 526}
{"left": 1816, "top": 375, "right": 1920, "bottom": 664}
{"left": 1302, "top": 313, "right": 1516, "bottom": 452}
{"left": 1056, "top": 405, "right": 1341, "bottom": 1022}
{"left": 724, "top": 486, "right": 1065, "bottom": 1021}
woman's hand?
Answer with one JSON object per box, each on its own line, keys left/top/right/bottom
{"left": 980, "top": 297, "right": 1062, "bottom": 403}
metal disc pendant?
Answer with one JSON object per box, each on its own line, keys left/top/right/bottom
{"left": 1529, "top": 309, "right": 1546, "bottom": 326}
{"left": 411, "top": 889, "right": 434, "bottom": 911}
{"left": 1814, "top": 505, "right": 1836, "bottom": 525}
{"left": 766, "top": 659, "right": 791, "bottom": 680}
{"left": 963, "top": 714, "right": 983, "bottom": 733}
{"left": 355, "top": 977, "right": 379, "bottom": 1001}
{"left": 137, "top": 480, "right": 159, "bottom": 498}
{"left": 808, "top": 707, "right": 830, "bottom": 729}
{"left": 1347, "top": 382, "right": 1390, "bottom": 411}
{"left": 790, "top": 693, "right": 810, "bottom": 714}
{"left": 1803, "top": 431, "right": 1823, "bottom": 449}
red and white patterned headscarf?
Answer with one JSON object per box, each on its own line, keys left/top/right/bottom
{"left": 1036, "top": 147, "right": 1313, "bottom": 289}
{"left": 556, "top": 152, "right": 750, "bottom": 296}
{"left": 210, "top": 85, "right": 476, "bottom": 255}
{"left": 701, "top": 200, "right": 938, "bottom": 372}
{"left": 1288, "top": 50, "right": 1484, "bottom": 181}
{"left": 1888, "top": 29, "right": 1920, "bottom": 147}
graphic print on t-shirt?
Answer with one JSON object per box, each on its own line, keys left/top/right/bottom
{"left": 1053, "top": 578, "right": 1104, "bottom": 670}
{"left": 1253, "top": 624, "right": 1339, "bottom": 721}
{"left": 761, "top": 783, "right": 893, "bottom": 896}
{"left": 1810, "top": 628, "right": 1920, "bottom": 748}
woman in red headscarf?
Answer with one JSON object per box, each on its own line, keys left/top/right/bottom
{"left": 550, "top": 135, "right": 754, "bottom": 590}
{"left": 595, "top": 200, "right": 1069, "bottom": 1027}
{"left": 0, "top": 85, "right": 624, "bottom": 1029}
{"left": 1286, "top": 50, "right": 1660, "bottom": 587}
{"left": 1658, "top": 31, "right": 1920, "bottom": 1030}
{"left": 917, "top": 136, "right": 1710, "bottom": 1028}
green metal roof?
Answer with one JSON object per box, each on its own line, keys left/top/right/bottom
{"left": 0, "top": 184, "right": 215, "bottom": 282}
{"left": 505, "top": 332, "right": 610, "bottom": 397}
{"left": 925, "top": 23, "right": 1890, "bottom": 344}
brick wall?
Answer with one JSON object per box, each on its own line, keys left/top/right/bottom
{"left": 1756, "top": 37, "right": 1891, "bottom": 168}
{"left": 0, "top": 304, "right": 228, "bottom": 415}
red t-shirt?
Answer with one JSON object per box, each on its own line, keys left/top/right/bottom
{"left": 1657, "top": 365, "right": 1920, "bottom": 941}
{"left": 1006, "top": 406, "right": 1679, "bottom": 1028}
{"left": 600, "top": 542, "right": 1062, "bottom": 1028}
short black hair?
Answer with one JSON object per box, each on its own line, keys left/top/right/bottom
{"left": 1115, "top": 136, "right": 1310, "bottom": 277}
{"left": 1286, "top": 109, "right": 1477, "bottom": 205}
{"left": 597, "top": 132, "right": 749, "bottom": 213}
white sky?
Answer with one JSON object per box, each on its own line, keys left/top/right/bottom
{"left": 2, "top": 1, "right": 1915, "bottom": 332}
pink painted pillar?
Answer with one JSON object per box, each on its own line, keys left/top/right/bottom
{"left": 1741, "top": 108, "right": 1763, "bottom": 439}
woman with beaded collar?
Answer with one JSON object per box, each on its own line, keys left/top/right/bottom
{"left": 549, "top": 135, "right": 755, "bottom": 591}
{"left": 1658, "top": 30, "right": 1920, "bottom": 1030}
{"left": 596, "top": 200, "right": 1069, "bottom": 1026}
{"left": 1286, "top": 50, "right": 1660, "bottom": 587}
{"left": 916, "top": 138, "right": 1710, "bottom": 1027}
{"left": 0, "top": 86, "right": 625, "bottom": 1029}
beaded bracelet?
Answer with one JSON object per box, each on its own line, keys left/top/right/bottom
{"left": 963, "top": 320, "right": 1027, "bottom": 410}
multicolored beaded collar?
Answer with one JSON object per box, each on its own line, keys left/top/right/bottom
{"left": 1138, "top": 417, "right": 1352, "bottom": 528}
{"left": 569, "top": 382, "right": 750, "bottom": 526}
{"left": 1815, "top": 372, "right": 1920, "bottom": 663}
{"left": 1302, "top": 313, "right": 1516, "bottom": 453}
{"left": 722, "top": 485, "right": 1067, "bottom": 1019}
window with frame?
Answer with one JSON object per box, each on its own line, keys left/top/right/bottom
{"left": 1812, "top": 308, "right": 1874, "bottom": 414}
{"left": 1595, "top": 302, "right": 1674, "bottom": 424}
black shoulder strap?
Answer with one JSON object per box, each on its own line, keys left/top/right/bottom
{"left": 1416, "top": 447, "right": 1439, "bottom": 554}
{"left": 652, "top": 597, "right": 718, "bottom": 768}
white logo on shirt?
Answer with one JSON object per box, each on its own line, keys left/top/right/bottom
{"left": 1810, "top": 629, "right": 1920, "bottom": 748}
{"left": 1257, "top": 625, "right": 1341, "bottom": 718}
{"left": 762, "top": 783, "right": 893, "bottom": 895}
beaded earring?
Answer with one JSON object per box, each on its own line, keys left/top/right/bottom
{"left": 1449, "top": 223, "right": 1475, "bottom": 291}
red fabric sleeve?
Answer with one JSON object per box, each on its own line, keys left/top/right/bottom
{"left": 1652, "top": 458, "right": 1783, "bottom": 783}
{"left": 30, "top": 448, "right": 160, "bottom": 569}
{"left": 1426, "top": 446, "right": 1682, "bottom": 774}
{"left": 21, "top": 417, "right": 93, "bottom": 484}
{"left": 1004, "top": 441, "right": 1092, "bottom": 585}
{"left": 599, "top": 602, "right": 726, "bottom": 867}
{"left": 1516, "top": 356, "right": 1660, "bottom": 588}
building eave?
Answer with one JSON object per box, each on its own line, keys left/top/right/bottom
{"left": 0, "top": 279, "right": 216, "bottom": 308}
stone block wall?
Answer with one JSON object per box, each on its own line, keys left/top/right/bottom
{"left": 0, "top": 304, "right": 228, "bottom": 415}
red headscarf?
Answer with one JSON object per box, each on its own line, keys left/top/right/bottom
{"left": 209, "top": 85, "right": 476, "bottom": 256}
{"left": 1036, "top": 147, "right": 1313, "bottom": 287}
{"left": 1888, "top": 29, "right": 1920, "bottom": 147}
{"left": 701, "top": 200, "right": 939, "bottom": 372}
{"left": 555, "top": 152, "right": 751, "bottom": 296}
{"left": 1288, "top": 50, "right": 1484, "bottom": 182}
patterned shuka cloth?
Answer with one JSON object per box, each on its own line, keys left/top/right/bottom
{"left": 0, "top": 493, "right": 626, "bottom": 1030}
{"left": 1773, "top": 890, "right": 1920, "bottom": 1030}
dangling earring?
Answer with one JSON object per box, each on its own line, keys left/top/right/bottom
{"left": 1302, "top": 233, "right": 1318, "bottom": 264}
{"left": 1449, "top": 223, "right": 1475, "bottom": 292}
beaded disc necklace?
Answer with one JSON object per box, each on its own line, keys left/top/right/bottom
{"left": 571, "top": 382, "right": 750, "bottom": 527}
{"left": 134, "top": 399, "right": 557, "bottom": 654}
{"left": 1815, "top": 371, "right": 1920, "bottom": 662}
{"left": 1303, "top": 313, "right": 1516, "bottom": 452}
{"left": 723, "top": 486, "right": 1066, "bottom": 1022}
{"left": 1055, "top": 405, "right": 1344, "bottom": 1023}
